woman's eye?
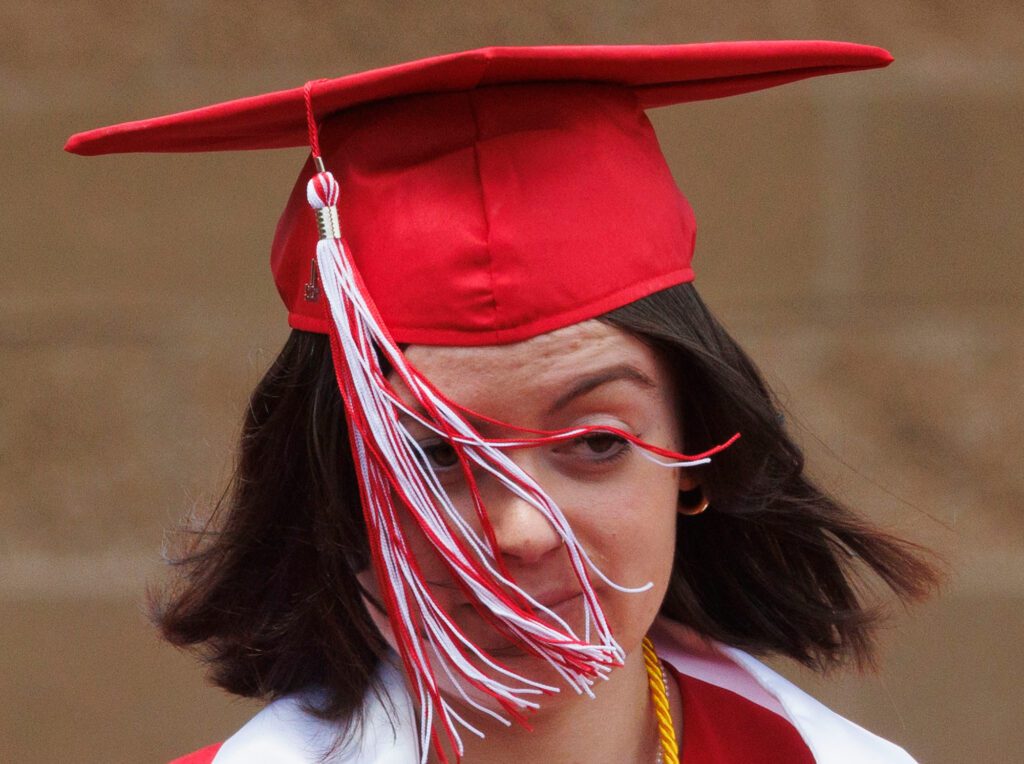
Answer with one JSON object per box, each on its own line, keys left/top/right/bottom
{"left": 560, "top": 431, "right": 631, "bottom": 463}
{"left": 418, "top": 440, "right": 460, "bottom": 471}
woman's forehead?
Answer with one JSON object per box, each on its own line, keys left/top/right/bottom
{"left": 398, "top": 320, "right": 663, "bottom": 408}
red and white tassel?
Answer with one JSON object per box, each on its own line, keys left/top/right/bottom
{"left": 305, "top": 163, "right": 740, "bottom": 762}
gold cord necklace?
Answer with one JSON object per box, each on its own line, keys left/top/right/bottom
{"left": 642, "top": 635, "right": 680, "bottom": 764}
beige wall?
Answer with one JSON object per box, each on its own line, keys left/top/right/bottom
{"left": 3, "top": 2, "right": 1021, "bottom": 762}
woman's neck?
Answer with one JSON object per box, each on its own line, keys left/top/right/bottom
{"left": 425, "top": 648, "right": 665, "bottom": 764}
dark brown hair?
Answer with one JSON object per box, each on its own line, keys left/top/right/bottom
{"left": 150, "top": 282, "right": 939, "bottom": 729}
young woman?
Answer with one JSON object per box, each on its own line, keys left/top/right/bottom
{"left": 66, "top": 42, "right": 939, "bottom": 763}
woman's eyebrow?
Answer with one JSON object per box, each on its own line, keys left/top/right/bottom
{"left": 546, "top": 364, "right": 657, "bottom": 416}
{"left": 395, "top": 363, "right": 657, "bottom": 428}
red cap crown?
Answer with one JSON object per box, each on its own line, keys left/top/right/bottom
{"left": 277, "top": 81, "right": 695, "bottom": 342}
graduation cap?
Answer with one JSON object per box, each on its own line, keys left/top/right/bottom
{"left": 66, "top": 41, "right": 892, "bottom": 762}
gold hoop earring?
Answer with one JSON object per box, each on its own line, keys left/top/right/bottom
{"left": 678, "top": 490, "right": 709, "bottom": 516}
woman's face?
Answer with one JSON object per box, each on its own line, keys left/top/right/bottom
{"left": 359, "top": 319, "right": 693, "bottom": 687}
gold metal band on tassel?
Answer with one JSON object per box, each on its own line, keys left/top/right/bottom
{"left": 643, "top": 636, "right": 680, "bottom": 764}
{"left": 314, "top": 206, "right": 341, "bottom": 240}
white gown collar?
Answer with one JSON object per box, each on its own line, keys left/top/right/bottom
{"left": 212, "top": 617, "right": 917, "bottom": 763}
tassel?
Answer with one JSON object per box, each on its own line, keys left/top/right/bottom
{"left": 302, "top": 76, "right": 739, "bottom": 764}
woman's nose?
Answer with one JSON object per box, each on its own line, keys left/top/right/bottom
{"left": 480, "top": 466, "right": 564, "bottom": 566}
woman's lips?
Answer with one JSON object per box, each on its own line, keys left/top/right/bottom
{"left": 424, "top": 580, "right": 591, "bottom": 653}
{"left": 453, "top": 590, "right": 585, "bottom": 623}
{"left": 426, "top": 579, "right": 583, "bottom": 614}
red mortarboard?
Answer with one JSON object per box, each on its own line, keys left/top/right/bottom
{"left": 66, "top": 42, "right": 893, "bottom": 761}
{"left": 66, "top": 41, "right": 892, "bottom": 345}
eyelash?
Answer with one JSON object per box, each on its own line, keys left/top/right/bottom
{"left": 415, "top": 430, "right": 634, "bottom": 473}
{"left": 556, "top": 431, "right": 632, "bottom": 464}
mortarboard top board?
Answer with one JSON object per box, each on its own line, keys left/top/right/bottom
{"left": 66, "top": 41, "right": 893, "bottom": 346}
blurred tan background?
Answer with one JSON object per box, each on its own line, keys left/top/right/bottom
{"left": 2, "top": 2, "right": 1022, "bottom": 762}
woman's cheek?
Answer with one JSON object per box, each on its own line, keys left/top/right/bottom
{"left": 580, "top": 464, "right": 679, "bottom": 605}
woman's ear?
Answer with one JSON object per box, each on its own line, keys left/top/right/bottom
{"left": 677, "top": 471, "right": 709, "bottom": 516}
